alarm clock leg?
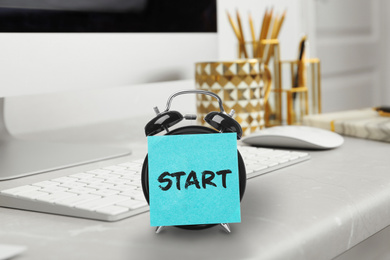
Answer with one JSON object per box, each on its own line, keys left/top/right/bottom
{"left": 155, "top": 226, "right": 165, "bottom": 233}
{"left": 220, "top": 223, "right": 231, "bottom": 233}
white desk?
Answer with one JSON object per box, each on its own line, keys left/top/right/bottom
{"left": 0, "top": 119, "right": 389, "bottom": 260}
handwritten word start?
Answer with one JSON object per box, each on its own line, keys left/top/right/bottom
{"left": 158, "top": 170, "right": 232, "bottom": 191}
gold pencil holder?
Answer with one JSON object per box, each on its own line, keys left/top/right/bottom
{"left": 238, "top": 39, "right": 282, "bottom": 126}
{"left": 195, "top": 59, "right": 272, "bottom": 136}
{"left": 267, "top": 58, "right": 321, "bottom": 125}
{"left": 238, "top": 39, "right": 282, "bottom": 90}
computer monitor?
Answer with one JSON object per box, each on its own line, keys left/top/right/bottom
{"left": 0, "top": 0, "right": 217, "bottom": 180}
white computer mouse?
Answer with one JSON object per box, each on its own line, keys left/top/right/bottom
{"left": 241, "top": 125, "right": 344, "bottom": 150}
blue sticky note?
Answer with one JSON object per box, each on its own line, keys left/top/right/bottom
{"left": 147, "top": 133, "right": 241, "bottom": 227}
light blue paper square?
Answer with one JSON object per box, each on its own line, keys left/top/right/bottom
{"left": 147, "top": 133, "right": 241, "bottom": 227}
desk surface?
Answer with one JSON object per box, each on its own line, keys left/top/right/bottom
{"left": 1, "top": 121, "right": 389, "bottom": 260}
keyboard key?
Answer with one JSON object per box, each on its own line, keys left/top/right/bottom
{"left": 258, "top": 161, "right": 278, "bottom": 167}
{"left": 87, "top": 182, "right": 114, "bottom": 190}
{"left": 133, "top": 195, "right": 147, "bottom": 201}
{"left": 94, "top": 173, "right": 120, "bottom": 180}
{"left": 110, "top": 184, "right": 137, "bottom": 192}
{"left": 104, "top": 179, "right": 130, "bottom": 185}
{"left": 56, "top": 194, "right": 101, "bottom": 207}
{"left": 68, "top": 187, "right": 97, "bottom": 194}
{"left": 116, "top": 199, "right": 148, "bottom": 210}
{"left": 103, "top": 166, "right": 127, "bottom": 171}
{"left": 40, "top": 186, "right": 69, "bottom": 193}
{"left": 70, "top": 173, "right": 96, "bottom": 179}
{"left": 90, "top": 189, "right": 120, "bottom": 197}
{"left": 120, "top": 190, "right": 143, "bottom": 198}
{"left": 86, "top": 169, "right": 111, "bottom": 175}
{"left": 59, "top": 182, "right": 86, "bottom": 189}
{"left": 51, "top": 176, "right": 79, "bottom": 183}
{"left": 247, "top": 164, "right": 268, "bottom": 172}
{"left": 75, "top": 195, "right": 130, "bottom": 211}
{"left": 77, "top": 177, "right": 104, "bottom": 184}
{"left": 32, "top": 181, "right": 59, "bottom": 188}
{"left": 35, "top": 191, "right": 77, "bottom": 203}
{"left": 109, "top": 170, "right": 134, "bottom": 176}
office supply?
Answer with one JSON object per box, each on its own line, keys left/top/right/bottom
{"left": 230, "top": 7, "right": 284, "bottom": 60}
{"left": 248, "top": 13, "right": 256, "bottom": 55}
{"left": 294, "top": 35, "right": 307, "bottom": 91}
{"left": 289, "top": 35, "right": 307, "bottom": 115}
{"left": 0, "top": 244, "right": 26, "bottom": 260}
{"left": 227, "top": 8, "right": 286, "bottom": 128}
{"left": 0, "top": 2, "right": 218, "bottom": 181}
{"left": 242, "top": 125, "right": 344, "bottom": 150}
{"left": 227, "top": 11, "right": 242, "bottom": 46}
{"left": 257, "top": 8, "right": 273, "bottom": 59}
{"left": 0, "top": 147, "right": 309, "bottom": 222}
{"left": 236, "top": 10, "right": 248, "bottom": 58}
{"left": 275, "top": 10, "right": 286, "bottom": 39}
{"left": 303, "top": 108, "right": 390, "bottom": 143}
{"left": 195, "top": 60, "right": 271, "bottom": 135}
{"left": 267, "top": 57, "right": 321, "bottom": 126}
{"left": 263, "top": 10, "right": 285, "bottom": 65}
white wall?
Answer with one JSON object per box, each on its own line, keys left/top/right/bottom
{"left": 314, "top": 0, "right": 387, "bottom": 112}
{"left": 0, "top": 33, "right": 217, "bottom": 97}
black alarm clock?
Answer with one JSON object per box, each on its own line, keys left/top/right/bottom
{"left": 141, "top": 89, "right": 246, "bottom": 232}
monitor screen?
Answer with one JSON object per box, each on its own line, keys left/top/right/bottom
{"left": 0, "top": 0, "right": 216, "bottom": 32}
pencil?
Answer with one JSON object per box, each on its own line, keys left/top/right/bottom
{"left": 265, "top": 10, "right": 287, "bottom": 65}
{"left": 226, "top": 10, "right": 242, "bottom": 42}
{"left": 236, "top": 10, "right": 248, "bottom": 58}
{"left": 275, "top": 9, "right": 286, "bottom": 38}
{"left": 249, "top": 12, "right": 256, "bottom": 56}
{"left": 256, "top": 8, "right": 267, "bottom": 58}
{"left": 274, "top": 15, "right": 281, "bottom": 38}
{"left": 264, "top": 7, "right": 273, "bottom": 39}
{"left": 257, "top": 7, "right": 273, "bottom": 59}
{"left": 264, "top": 14, "right": 280, "bottom": 64}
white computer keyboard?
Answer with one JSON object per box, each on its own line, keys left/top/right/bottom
{"left": 0, "top": 147, "right": 309, "bottom": 222}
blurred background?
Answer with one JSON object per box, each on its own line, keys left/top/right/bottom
{"left": 1, "top": 0, "right": 389, "bottom": 136}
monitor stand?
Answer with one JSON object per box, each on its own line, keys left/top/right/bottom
{"left": 0, "top": 98, "right": 131, "bottom": 181}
